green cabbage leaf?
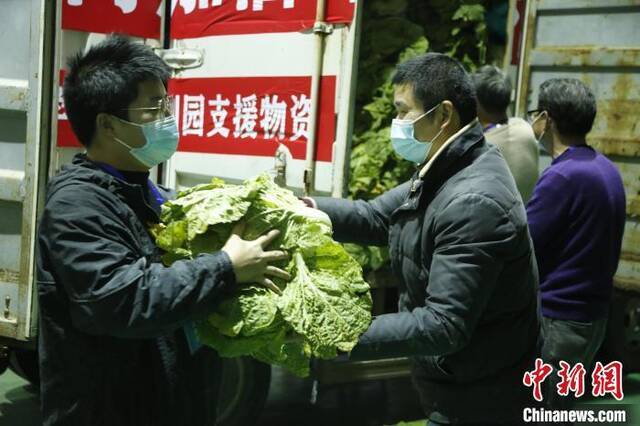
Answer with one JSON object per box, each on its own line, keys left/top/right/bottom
{"left": 151, "top": 174, "right": 372, "bottom": 377}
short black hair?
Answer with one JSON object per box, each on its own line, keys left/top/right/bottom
{"left": 538, "top": 78, "right": 597, "bottom": 137}
{"left": 63, "top": 34, "right": 171, "bottom": 147}
{"left": 471, "top": 65, "right": 511, "bottom": 114}
{"left": 391, "top": 53, "right": 477, "bottom": 125}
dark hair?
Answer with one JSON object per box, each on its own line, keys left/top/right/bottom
{"left": 63, "top": 34, "right": 171, "bottom": 147}
{"left": 471, "top": 65, "right": 511, "bottom": 114}
{"left": 391, "top": 53, "right": 477, "bottom": 125}
{"left": 538, "top": 78, "right": 597, "bottom": 137}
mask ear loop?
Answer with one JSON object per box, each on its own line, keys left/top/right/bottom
{"left": 416, "top": 103, "right": 445, "bottom": 148}
{"left": 109, "top": 114, "right": 144, "bottom": 150}
{"left": 531, "top": 111, "right": 548, "bottom": 143}
{"left": 113, "top": 136, "right": 135, "bottom": 150}
{"left": 411, "top": 102, "right": 441, "bottom": 124}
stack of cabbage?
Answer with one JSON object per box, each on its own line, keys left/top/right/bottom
{"left": 151, "top": 174, "right": 372, "bottom": 377}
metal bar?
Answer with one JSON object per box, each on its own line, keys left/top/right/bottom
{"left": 621, "top": 252, "right": 640, "bottom": 263}
{"left": 0, "top": 323, "right": 18, "bottom": 338}
{"left": 14, "top": 0, "right": 55, "bottom": 342}
{"left": 530, "top": 47, "right": 640, "bottom": 67}
{"left": 330, "top": 0, "right": 362, "bottom": 198}
{"left": 314, "top": 357, "right": 411, "bottom": 384}
{"left": 47, "top": 0, "right": 62, "bottom": 183}
{"left": 588, "top": 136, "right": 640, "bottom": 158}
{"left": 629, "top": 196, "right": 640, "bottom": 217}
{"left": 0, "top": 169, "right": 26, "bottom": 202}
{"left": 303, "top": 0, "right": 329, "bottom": 195}
{"left": 0, "top": 269, "right": 20, "bottom": 284}
{"left": 159, "top": 0, "right": 167, "bottom": 47}
{"left": 614, "top": 277, "right": 640, "bottom": 293}
{"left": 537, "top": 0, "right": 640, "bottom": 11}
{"left": 615, "top": 258, "right": 640, "bottom": 290}
{"left": 515, "top": 0, "right": 536, "bottom": 116}
{"left": 0, "top": 79, "right": 29, "bottom": 112}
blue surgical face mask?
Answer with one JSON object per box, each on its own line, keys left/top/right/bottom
{"left": 391, "top": 103, "right": 444, "bottom": 165}
{"left": 113, "top": 115, "right": 179, "bottom": 168}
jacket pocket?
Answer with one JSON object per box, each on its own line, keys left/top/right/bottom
{"left": 416, "top": 355, "right": 454, "bottom": 381}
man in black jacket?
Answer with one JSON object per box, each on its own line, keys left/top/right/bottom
{"left": 37, "top": 35, "right": 289, "bottom": 425}
{"left": 309, "top": 54, "right": 540, "bottom": 424}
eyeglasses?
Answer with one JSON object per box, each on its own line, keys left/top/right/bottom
{"left": 121, "top": 95, "right": 175, "bottom": 119}
{"left": 526, "top": 109, "right": 545, "bottom": 124}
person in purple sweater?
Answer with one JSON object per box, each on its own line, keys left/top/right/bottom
{"left": 526, "top": 78, "right": 626, "bottom": 409}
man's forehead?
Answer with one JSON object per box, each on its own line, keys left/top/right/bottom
{"left": 394, "top": 83, "right": 420, "bottom": 109}
{"left": 132, "top": 78, "right": 166, "bottom": 105}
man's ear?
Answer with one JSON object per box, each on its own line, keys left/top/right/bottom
{"left": 542, "top": 111, "right": 553, "bottom": 133}
{"left": 95, "top": 113, "right": 115, "bottom": 137}
{"left": 440, "top": 101, "right": 454, "bottom": 128}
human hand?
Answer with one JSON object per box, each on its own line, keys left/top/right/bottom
{"left": 298, "top": 196, "right": 317, "bottom": 209}
{"left": 222, "top": 222, "right": 290, "bottom": 294}
{"left": 298, "top": 206, "right": 331, "bottom": 226}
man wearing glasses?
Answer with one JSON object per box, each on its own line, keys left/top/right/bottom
{"left": 526, "top": 78, "right": 626, "bottom": 410}
{"left": 36, "top": 35, "right": 289, "bottom": 425}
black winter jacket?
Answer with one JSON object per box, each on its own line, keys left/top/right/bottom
{"left": 315, "top": 122, "right": 540, "bottom": 423}
{"left": 36, "top": 153, "right": 235, "bottom": 425}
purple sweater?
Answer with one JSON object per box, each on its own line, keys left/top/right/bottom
{"left": 526, "top": 145, "right": 626, "bottom": 322}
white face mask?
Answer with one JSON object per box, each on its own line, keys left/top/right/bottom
{"left": 390, "top": 103, "right": 444, "bottom": 164}
{"left": 530, "top": 112, "right": 550, "bottom": 154}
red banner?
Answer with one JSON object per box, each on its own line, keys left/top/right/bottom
{"left": 57, "top": 73, "right": 336, "bottom": 160}
{"left": 171, "top": 0, "right": 355, "bottom": 39}
{"left": 62, "top": 0, "right": 161, "bottom": 39}
{"left": 169, "top": 76, "right": 336, "bottom": 161}
{"left": 510, "top": 0, "right": 526, "bottom": 66}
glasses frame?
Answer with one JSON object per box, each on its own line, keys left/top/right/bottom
{"left": 120, "top": 95, "right": 175, "bottom": 119}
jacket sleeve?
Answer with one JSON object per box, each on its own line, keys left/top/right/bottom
{"left": 39, "top": 187, "right": 236, "bottom": 339}
{"left": 350, "top": 193, "right": 518, "bottom": 360}
{"left": 313, "top": 181, "right": 411, "bottom": 245}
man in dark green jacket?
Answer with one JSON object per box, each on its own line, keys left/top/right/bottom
{"left": 309, "top": 54, "right": 540, "bottom": 424}
{"left": 37, "top": 35, "right": 288, "bottom": 425}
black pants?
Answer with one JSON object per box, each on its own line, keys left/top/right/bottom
{"left": 540, "top": 316, "right": 608, "bottom": 412}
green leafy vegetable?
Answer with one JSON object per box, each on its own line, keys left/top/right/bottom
{"left": 151, "top": 174, "right": 372, "bottom": 377}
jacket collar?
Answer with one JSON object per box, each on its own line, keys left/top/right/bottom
{"left": 66, "top": 153, "right": 162, "bottom": 221}
{"left": 418, "top": 118, "right": 482, "bottom": 180}
{"left": 401, "top": 119, "right": 484, "bottom": 200}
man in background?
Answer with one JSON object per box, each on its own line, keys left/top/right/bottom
{"left": 472, "top": 65, "right": 539, "bottom": 202}
{"left": 526, "top": 78, "right": 626, "bottom": 410}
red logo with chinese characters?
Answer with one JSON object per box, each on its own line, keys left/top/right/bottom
{"left": 523, "top": 358, "right": 554, "bottom": 402}
{"left": 557, "top": 361, "right": 587, "bottom": 398}
{"left": 523, "top": 358, "right": 625, "bottom": 402}
{"left": 592, "top": 361, "right": 624, "bottom": 401}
